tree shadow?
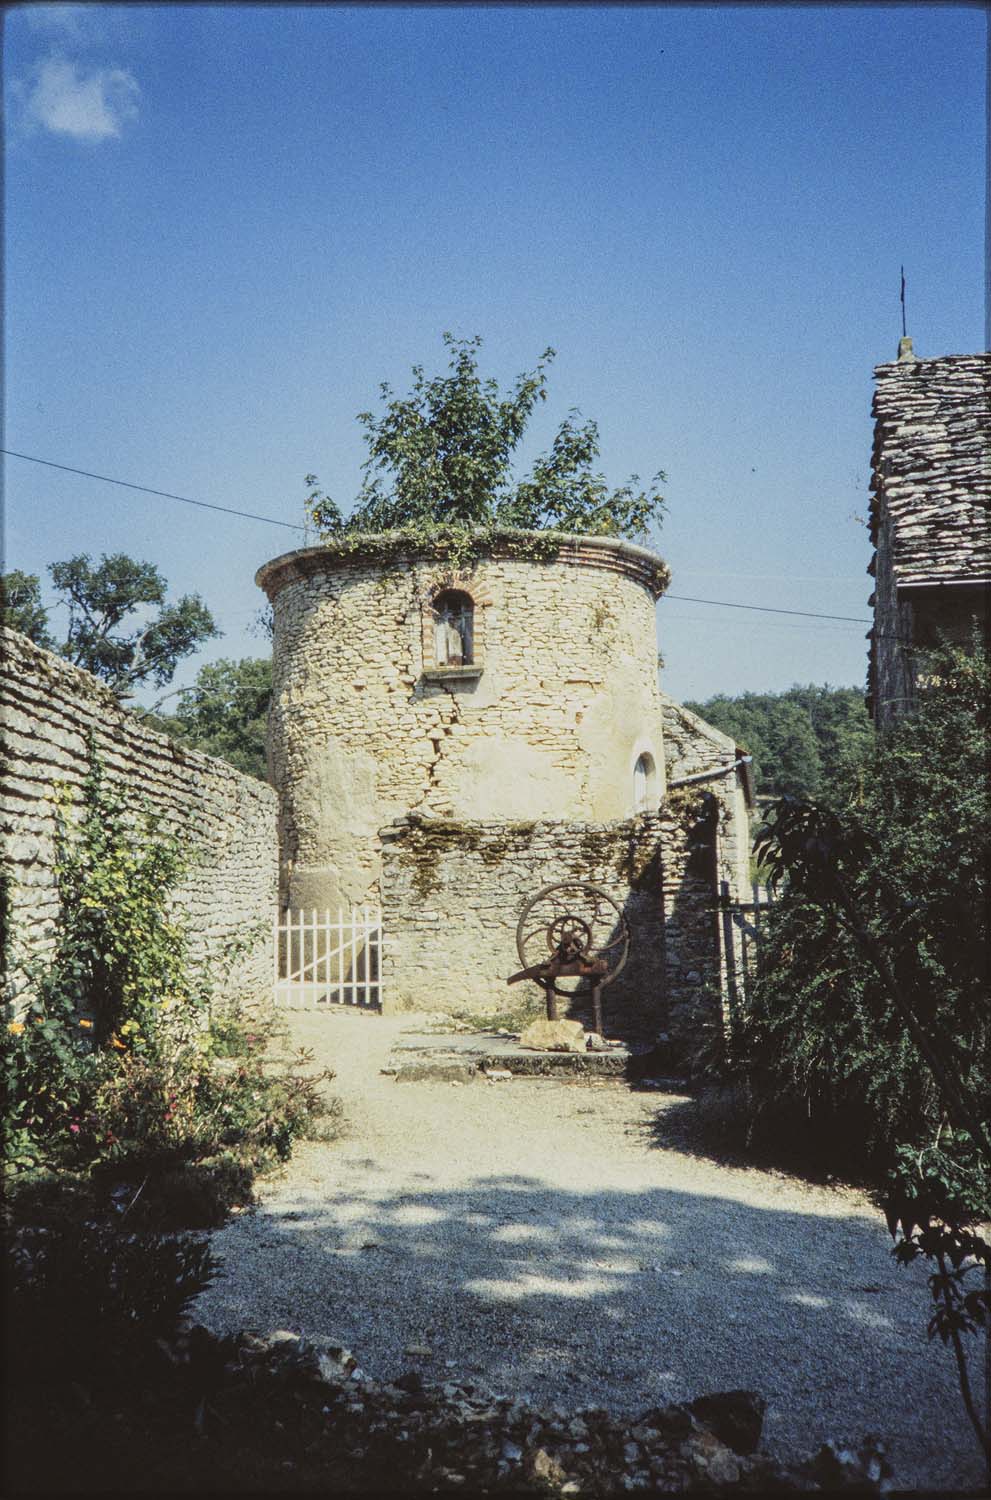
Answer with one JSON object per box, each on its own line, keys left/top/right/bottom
{"left": 194, "top": 1170, "right": 984, "bottom": 1493}
{"left": 639, "top": 1089, "right": 876, "bottom": 1192}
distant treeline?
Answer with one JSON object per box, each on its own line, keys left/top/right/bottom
{"left": 683, "top": 685, "right": 874, "bottom": 801}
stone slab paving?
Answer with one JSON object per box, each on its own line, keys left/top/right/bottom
{"left": 195, "top": 1007, "right": 985, "bottom": 1493}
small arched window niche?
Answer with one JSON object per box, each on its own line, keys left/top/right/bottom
{"left": 434, "top": 590, "right": 474, "bottom": 665}
{"left": 423, "top": 588, "right": 483, "bottom": 683}
{"left": 633, "top": 751, "right": 658, "bottom": 814}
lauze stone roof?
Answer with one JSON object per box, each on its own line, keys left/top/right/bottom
{"left": 869, "top": 352, "right": 991, "bottom": 588}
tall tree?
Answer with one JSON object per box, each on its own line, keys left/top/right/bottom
{"left": 149, "top": 657, "right": 272, "bottom": 782}
{"left": 684, "top": 685, "right": 873, "bottom": 800}
{"left": 0, "top": 570, "right": 55, "bottom": 648}
{"left": 4, "top": 554, "right": 220, "bottom": 698}
{"left": 306, "top": 333, "right": 666, "bottom": 541}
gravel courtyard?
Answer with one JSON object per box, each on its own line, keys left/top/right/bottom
{"left": 195, "top": 1009, "right": 984, "bottom": 1492}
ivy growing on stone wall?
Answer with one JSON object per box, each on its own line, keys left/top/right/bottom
{"left": 3, "top": 739, "right": 205, "bottom": 1168}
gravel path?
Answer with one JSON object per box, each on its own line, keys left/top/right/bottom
{"left": 196, "top": 1009, "right": 984, "bottom": 1492}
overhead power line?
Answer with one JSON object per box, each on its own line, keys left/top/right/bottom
{"left": 3, "top": 446, "right": 875, "bottom": 625}
{"left": 1, "top": 448, "right": 305, "bottom": 533}
{"left": 662, "top": 593, "right": 870, "bottom": 625}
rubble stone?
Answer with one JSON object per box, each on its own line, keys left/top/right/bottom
{"left": 519, "top": 1018, "right": 589, "bottom": 1053}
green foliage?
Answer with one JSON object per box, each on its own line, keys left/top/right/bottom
{"left": 684, "top": 684, "right": 874, "bottom": 800}
{"left": 54, "top": 749, "right": 198, "bottom": 1048}
{"left": 3, "top": 747, "right": 205, "bottom": 1167}
{"left": 88, "top": 1012, "right": 332, "bottom": 1183}
{"left": 734, "top": 644, "right": 990, "bottom": 1462}
{"left": 3, "top": 748, "right": 333, "bottom": 1207}
{"left": 738, "top": 646, "right": 989, "bottom": 1174}
{"left": 149, "top": 656, "right": 272, "bottom": 781}
{"left": 29, "top": 552, "right": 218, "bottom": 696}
{"left": 7, "top": 1223, "right": 219, "bottom": 1376}
{"left": 0, "top": 569, "right": 55, "bottom": 646}
{"left": 306, "top": 332, "right": 666, "bottom": 544}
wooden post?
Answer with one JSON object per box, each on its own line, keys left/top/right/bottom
{"left": 720, "top": 880, "right": 741, "bottom": 1027}
{"left": 591, "top": 980, "right": 603, "bottom": 1037}
{"left": 545, "top": 982, "right": 558, "bottom": 1022}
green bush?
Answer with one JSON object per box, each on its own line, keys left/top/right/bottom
{"left": 730, "top": 642, "right": 990, "bottom": 1463}
{"left": 730, "top": 642, "right": 990, "bottom": 1186}
{"left": 6, "top": 1220, "right": 219, "bottom": 1379}
{"left": 3, "top": 745, "right": 336, "bottom": 1222}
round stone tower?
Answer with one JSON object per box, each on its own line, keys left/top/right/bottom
{"left": 256, "top": 532, "right": 670, "bottom": 909}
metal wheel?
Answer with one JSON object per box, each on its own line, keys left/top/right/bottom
{"left": 516, "top": 881, "right": 630, "bottom": 998}
{"left": 545, "top": 914, "right": 593, "bottom": 954}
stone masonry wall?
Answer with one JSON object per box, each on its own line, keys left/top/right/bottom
{"left": 259, "top": 536, "right": 670, "bottom": 913}
{"left": 1, "top": 628, "right": 278, "bottom": 1009}
{"left": 659, "top": 695, "right": 752, "bottom": 897}
{"left": 379, "top": 811, "right": 719, "bottom": 1051}
{"left": 867, "top": 350, "right": 991, "bottom": 726}
{"left": 655, "top": 804, "right": 723, "bottom": 1056}
{"left": 659, "top": 695, "right": 754, "bottom": 1032}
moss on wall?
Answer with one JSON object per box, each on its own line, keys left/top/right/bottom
{"left": 393, "top": 815, "right": 539, "bottom": 899}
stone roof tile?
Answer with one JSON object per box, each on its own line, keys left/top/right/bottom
{"left": 868, "top": 352, "right": 991, "bottom": 587}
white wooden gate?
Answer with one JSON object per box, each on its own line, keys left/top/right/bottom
{"left": 274, "top": 907, "right": 382, "bottom": 1008}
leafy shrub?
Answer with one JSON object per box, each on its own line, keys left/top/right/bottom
{"left": 732, "top": 642, "right": 990, "bottom": 1185}
{"left": 733, "top": 643, "right": 990, "bottom": 1464}
{"left": 3, "top": 746, "right": 336, "bottom": 1223}
{"left": 6, "top": 1221, "right": 219, "bottom": 1379}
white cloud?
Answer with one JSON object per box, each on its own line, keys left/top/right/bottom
{"left": 23, "top": 56, "right": 139, "bottom": 142}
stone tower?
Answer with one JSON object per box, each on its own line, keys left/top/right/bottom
{"left": 256, "top": 532, "right": 670, "bottom": 912}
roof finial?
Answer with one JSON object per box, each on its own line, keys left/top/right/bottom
{"left": 897, "top": 266, "right": 917, "bottom": 361}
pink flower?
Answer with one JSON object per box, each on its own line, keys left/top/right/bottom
{"left": 69, "top": 1124, "right": 80, "bottom": 1135}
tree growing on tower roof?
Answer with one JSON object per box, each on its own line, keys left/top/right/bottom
{"left": 305, "top": 333, "right": 666, "bottom": 542}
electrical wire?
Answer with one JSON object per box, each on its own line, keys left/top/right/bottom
{"left": 1, "top": 448, "right": 305, "bottom": 533}
{"left": 662, "top": 593, "right": 870, "bottom": 624}
{"left": 4, "top": 446, "right": 882, "bottom": 626}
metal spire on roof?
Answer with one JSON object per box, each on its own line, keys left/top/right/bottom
{"left": 897, "top": 266, "right": 917, "bottom": 362}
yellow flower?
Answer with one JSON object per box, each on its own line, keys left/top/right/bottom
{"left": 78, "top": 1018, "right": 93, "bottom": 1030}
{"left": 7, "top": 1020, "right": 25, "bottom": 1035}
{"left": 110, "top": 1035, "right": 126, "bottom": 1051}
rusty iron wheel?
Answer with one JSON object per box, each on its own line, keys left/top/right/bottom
{"left": 516, "top": 881, "right": 631, "bottom": 998}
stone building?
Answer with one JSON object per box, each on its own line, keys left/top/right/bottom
{"left": 867, "top": 341, "right": 990, "bottom": 727}
{"left": 257, "top": 531, "right": 752, "bottom": 1041}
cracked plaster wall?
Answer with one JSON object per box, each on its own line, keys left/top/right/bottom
{"left": 263, "top": 545, "right": 668, "bottom": 911}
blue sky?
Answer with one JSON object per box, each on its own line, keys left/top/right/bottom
{"left": 4, "top": 3, "right": 986, "bottom": 706}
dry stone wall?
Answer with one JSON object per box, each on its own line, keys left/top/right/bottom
{"left": 258, "top": 535, "right": 669, "bottom": 913}
{"left": 867, "top": 350, "right": 991, "bottom": 725}
{"left": 660, "top": 696, "right": 754, "bottom": 1022}
{"left": 379, "top": 811, "right": 720, "bottom": 1050}
{"left": 869, "top": 352, "right": 990, "bottom": 587}
{"left": 1, "top": 628, "right": 278, "bottom": 1009}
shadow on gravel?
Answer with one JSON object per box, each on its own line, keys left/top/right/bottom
{"left": 196, "top": 1173, "right": 982, "bottom": 1493}
{"left": 638, "top": 1089, "right": 874, "bottom": 1192}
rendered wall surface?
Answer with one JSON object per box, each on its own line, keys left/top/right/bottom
{"left": 258, "top": 536, "right": 670, "bottom": 911}
{"left": 1, "top": 628, "right": 278, "bottom": 1009}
